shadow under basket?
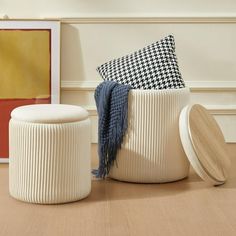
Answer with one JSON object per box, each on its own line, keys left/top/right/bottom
{"left": 109, "top": 88, "right": 190, "bottom": 183}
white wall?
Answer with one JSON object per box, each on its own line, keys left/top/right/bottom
{"left": 60, "top": 23, "right": 236, "bottom": 83}
{"left": 2, "top": 1, "right": 236, "bottom": 142}
{"left": 1, "top": 0, "right": 236, "bottom": 17}
{"left": 60, "top": 20, "right": 236, "bottom": 143}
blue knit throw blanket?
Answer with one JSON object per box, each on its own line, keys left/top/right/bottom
{"left": 93, "top": 81, "right": 132, "bottom": 178}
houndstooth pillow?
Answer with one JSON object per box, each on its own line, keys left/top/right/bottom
{"left": 97, "top": 35, "right": 185, "bottom": 90}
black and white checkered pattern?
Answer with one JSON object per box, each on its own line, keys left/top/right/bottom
{"left": 97, "top": 35, "right": 185, "bottom": 90}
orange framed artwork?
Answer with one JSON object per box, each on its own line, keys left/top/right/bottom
{"left": 0, "top": 21, "right": 60, "bottom": 163}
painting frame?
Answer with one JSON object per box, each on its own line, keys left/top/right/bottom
{"left": 0, "top": 20, "right": 60, "bottom": 163}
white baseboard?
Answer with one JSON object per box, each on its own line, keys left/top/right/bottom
{"left": 61, "top": 81, "right": 97, "bottom": 91}
{"left": 44, "top": 16, "right": 236, "bottom": 24}
{"left": 61, "top": 80, "right": 236, "bottom": 91}
{"left": 186, "top": 81, "right": 236, "bottom": 91}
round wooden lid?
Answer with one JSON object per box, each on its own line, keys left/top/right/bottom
{"left": 179, "top": 104, "right": 231, "bottom": 185}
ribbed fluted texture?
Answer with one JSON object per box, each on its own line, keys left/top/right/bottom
{"left": 109, "top": 88, "right": 190, "bottom": 183}
{"left": 9, "top": 119, "right": 91, "bottom": 204}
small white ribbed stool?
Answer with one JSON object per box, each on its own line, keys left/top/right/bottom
{"left": 109, "top": 88, "right": 190, "bottom": 183}
{"left": 9, "top": 104, "right": 91, "bottom": 204}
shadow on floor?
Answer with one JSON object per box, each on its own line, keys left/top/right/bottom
{"left": 80, "top": 171, "right": 207, "bottom": 203}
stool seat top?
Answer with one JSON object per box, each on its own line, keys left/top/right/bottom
{"left": 11, "top": 104, "right": 89, "bottom": 124}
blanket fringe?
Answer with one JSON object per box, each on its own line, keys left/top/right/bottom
{"left": 93, "top": 81, "right": 131, "bottom": 178}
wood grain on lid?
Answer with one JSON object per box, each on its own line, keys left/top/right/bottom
{"left": 188, "top": 104, "right": 231, "bottom": 182}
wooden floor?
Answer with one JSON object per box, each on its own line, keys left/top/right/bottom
{"left": 0, "top": 144, "right": 236, "bottom": 236}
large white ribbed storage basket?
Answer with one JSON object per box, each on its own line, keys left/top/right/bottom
{"left": 9, "top": 104, "right": 91, "bottom": 204}
{"left": 109, "top": 88, "right": 190, "bottom": 183}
